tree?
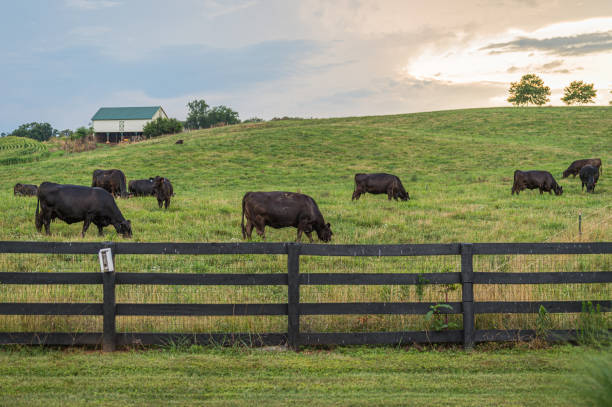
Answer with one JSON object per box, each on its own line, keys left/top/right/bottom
{"left": 561, "top": 81, "right": 597, "bottom": 105}
{"left": 207, "top": 105, "right": 240, "bottom": 126}
{"left": 70, "top": 126, "right": 93, "bottom": 140}
{"left": 59, "top": 129, "right": 73, "bottom": 138}
{"left": 185, "top": 99, "right": 210, "bottom": 129}
{"left": 185, "top": 99, "right": 241, "bottom": 129}
{"left": 507, "top": 74, "right": 551, "bottom": 106}
{"left": 10, "top": 122, "right": 58, "bottom": 141}
{"left": 143, "top": 117, "right": 183, "bottom": 138}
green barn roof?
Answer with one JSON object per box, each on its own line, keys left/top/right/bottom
{"left": 91, "top": 106, "right": 162, "bottom": 120}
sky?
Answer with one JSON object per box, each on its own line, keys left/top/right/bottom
{"left": 1, "top": 0, "right": 611, "bottom": 133}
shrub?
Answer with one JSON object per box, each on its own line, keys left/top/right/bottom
{"left": 143, "top": 118, "right": 183, "bottom": 138}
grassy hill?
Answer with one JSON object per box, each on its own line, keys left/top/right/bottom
{"left": 0, "top": 106, "right": 609, "bottom": 243}
{"left": 0, "top": 107, "right": 609, "bottom": 335}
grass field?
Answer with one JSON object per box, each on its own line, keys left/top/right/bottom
{"left": 0, "top": 345, "right": 608, "bottom": 406}
{"left": 0, "top": 106, "right": 609, "bottom": 334}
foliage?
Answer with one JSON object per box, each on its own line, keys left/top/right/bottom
{"left": 242, "top": 117, "right": 264, "bottom": 123}
{"left": 561, "top": 81, "right": 597, "bottom": 105}
{"left": 507, "top": 74, "right": 551, "bottom": 106}
{"left": 425, "top": 304, "right": 459, "bottom": 331}
{"left": 271, "top": 116, "right": 304, "bottom": 121}
{"left": 143, "top": 117, "right": 183, "bottom": 138}
{"left": 535, "top": 305, "right": 552, "bottom": 341}
{"left": 70, "top": 126, "right": 93, "bottom": 140}
{"left": 185, "top": 99, "right": 240, "bottom": 129}
{"left": 185, "top": 99, "right": 210, "bottom": 129}
{"left": 577, "top": 301, "right": 610, "bottom": 347}
{"left": 9, "top": 122, "right": 58, "bottom": 141}
{"left": 0, "top": 136, "right": 49, "bottom": 165}
{"left": 58, "top": 129, "right": 73, "bottom": 138}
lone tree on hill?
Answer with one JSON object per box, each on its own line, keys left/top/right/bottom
{"left": 185, "top": 99, "right": 240, "bottom": 129}
{"left": 561, "top": 81, "right": 597, "bottom": 105}
{"left": 507, "top": 74, "right": 551, "bottom": 106}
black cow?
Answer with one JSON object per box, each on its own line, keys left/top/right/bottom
{"left": 579, "top": 165, "right": 599, "bottom": 193}
{"left": 14, "top": 183, "right": 38, "bottom": 196}
{"left": 92, "top": 169, "right": 128, "bottom": 198}
{"left": 152, "top": 176, "right": 173, "bottom": 209}
{"left": 128, "top": 178, "right": 155, "bottom": 196}
{"left": 511, "top": 170, "right": 563, "bottom": 195}
{"left": 241, "top": 191, "right": 332, "bottom": 242}
{"left": 175, "top": 139, "right": 184, "bottom": 144}
{"left": 352, "top": 173, "right": 409, "bottom": 201}
{"left": 35, "top": 182, "right": 132, "bottom": 237}
{"left": 563, "top": 158, "right": 602, "bottom": 178}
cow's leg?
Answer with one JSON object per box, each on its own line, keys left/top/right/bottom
{"left": 164, "top": 198, "right": 170, "bottom": 209}
{"left": 254, "top": 216, "right": 266, "bottom": 239}
{"left": 245, "top": 221, "right": 254, "bottom": 240}
{"left": 97, "top": 224, "right": 104, "bottom": 236}
{"left": 305, "top": 231, "right": 314, "bottom": 243}
{"left": 296, "top": 228, "right": 302, "bottom": 242}
{"left": 81, "top": 218, "right": 91, "bottom": 237}
{"left": 43, "top": 217, "right": 51, "bottom": 235}
{"left": 157, "top": 198, "right": 163, "bottom": 208}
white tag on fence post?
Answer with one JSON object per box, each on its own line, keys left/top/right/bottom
{"left": 98, "top": 248, "right": 114, "bottom": 272}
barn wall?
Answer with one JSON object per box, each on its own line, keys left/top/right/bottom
{"left": 93, "top": 119, "right": 153, "bottom": 133}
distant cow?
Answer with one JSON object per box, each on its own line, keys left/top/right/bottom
{"left": 579, "top": 165, "right": 599, "bottom": 193}
{"left": 128, "top": 178, "right": 155, "bottom": 196}
{"left": 152, "top": 176, "right": 173, "bottom": 209}
{"left": 511, "top": 170, "right": 563, "bottom": 195}
{"left": 91, "top": 169, "right": 128, "bottom": 198}
{"left": 14, "top": 183, "right": 38, "bottom": 196}
{"left": 35, "top": 182, "right": 132, "bottom": 237}
{"left": 352, "top": 173, "right": 409, "bottom": 201}
{"left": 175, "top": 139, "right": 184, "bottom": 144}
{"left": 563, "top": 158, "right": 601, "bottom": 178}
{"left": 241, "top": 191, "right": 332, "bottom": 242}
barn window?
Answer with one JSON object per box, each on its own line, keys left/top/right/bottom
{"left": 119, "top": 120, "right": 125, "bottom": 131}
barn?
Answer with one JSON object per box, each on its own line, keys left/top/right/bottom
{"left": 91, "top": 106, "right": 168, "bottom": 143}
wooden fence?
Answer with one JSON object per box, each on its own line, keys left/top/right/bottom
{"left": 0, "top": 241, "right": 610, "bottom": 351}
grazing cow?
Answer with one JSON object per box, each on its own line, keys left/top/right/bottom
{"left": 579, "top": 165, "right": 599, "bottom": 193}
{"left": 91, "top": 169, "right": 128, "bottom": 198}
{"left": 241, "top": 191, "right": 332, "bottom": 242}
{"left": 35, "top": 182, "right": 132, "bottom": 237}
{"left": 352, "top": 173, "right": 409, "bottom": 201}
{"left": 511, "top": 170, "right": 563, "bottom": 195}
{"left": 152, "top": 176, "right": 173, "bottom": 209}
{"left": 128, "top": 178, "right": 155, "bottom": 196}
{"left": 13, "top": 183, "right": 38, "bottom": 196}
{"left": 175, "top": 139, "right": 184, "bottom": 144}
{"left": 562, "top": 158, "right": 602, "bottom": 178}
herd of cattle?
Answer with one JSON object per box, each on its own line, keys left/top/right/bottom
{"left": 11, "top": 157, "right": 603, "bottom": 242}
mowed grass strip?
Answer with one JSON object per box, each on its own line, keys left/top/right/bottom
{"left": 0, "top": 345, "right": 604, "bottom": 406}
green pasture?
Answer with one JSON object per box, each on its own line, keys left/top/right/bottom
{"left": 0, "top": 107, "right": 609, "bottom": 334}
{"left": 0, "top": 345, "right": 609, "bottom": 406}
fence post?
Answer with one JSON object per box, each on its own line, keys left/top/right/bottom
{"left": 287, "top": 243, "right": 301, "bottom": 350}
{"left": 102, "top": 250, "right": 116, "bottom": 352}
{"left": 461, "top": 243, "right": 474, "bottom": 350}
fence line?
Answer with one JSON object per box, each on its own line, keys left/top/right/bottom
{"left": 0, "top": 241, "right": 610, "bottom": 351}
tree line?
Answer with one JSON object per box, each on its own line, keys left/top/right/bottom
{"left": 507, "top": 74, "right": 604, "bottom": 106}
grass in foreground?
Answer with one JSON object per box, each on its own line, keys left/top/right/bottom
{"left": 0, "top": 345, "right": 607, "bottom": 406}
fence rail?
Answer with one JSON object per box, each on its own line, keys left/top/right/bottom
{"left": 0, "top": 241, "right": 610, "bottom": 351}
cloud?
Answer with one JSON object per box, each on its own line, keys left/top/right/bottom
{"left": 482, "top": 30, "right": 612, "bottom": 56}
{"left": 202, "top": 0, "right": 258, "bottom": 19}
{"left": 64, "top": 0, "right": 121, "bottom": 10}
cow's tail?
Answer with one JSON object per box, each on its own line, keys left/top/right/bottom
{"left": 35, "top": 196, "right": 41, "bottom": 231}
{"left": 241, "top": 194, "right": 247, "bottom": 239}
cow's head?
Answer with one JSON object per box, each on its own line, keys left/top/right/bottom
{"left": 316, "top": 222, "right": 333, "bottom": 242}
{"left": 117, "top": 220, "right": 132, "bottom": 238}
{"left": 554, "top": 185, "right": 563, "bottom": 196}
{"left": 586, "top": 177, "right": 596, "bottom": 193}
{"left": 399, "top": 190, "right": 410, "bottom": 201}
{"left": 562, "top": 169, "right": 571, "bottom": 178}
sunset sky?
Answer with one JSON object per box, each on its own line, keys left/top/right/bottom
{"left": 1, "top": 0, "right": 611, "bottom": 132}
